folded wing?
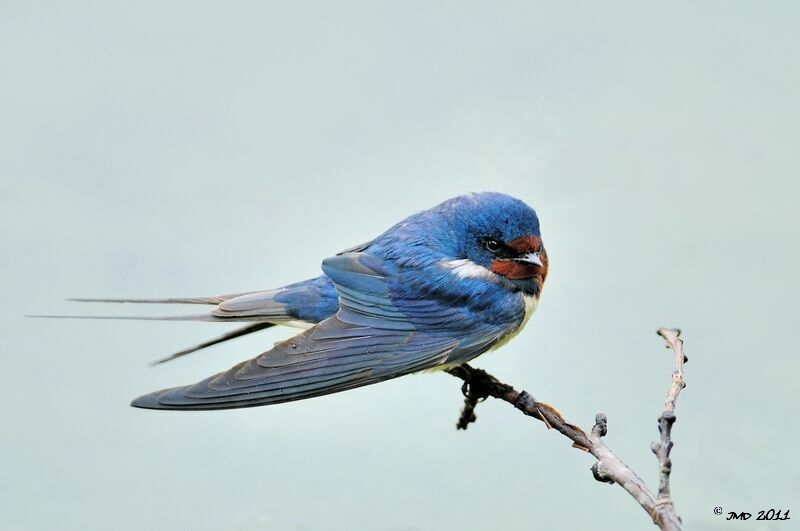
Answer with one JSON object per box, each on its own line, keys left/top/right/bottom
{"left": 132, "top": 253, "right": 523, "bottom": 410}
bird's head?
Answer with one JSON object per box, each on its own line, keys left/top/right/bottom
{"left": 436, "top": 193, "right": 548, "bottom": 296}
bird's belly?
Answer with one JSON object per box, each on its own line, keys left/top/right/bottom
{"left": 489, "top": 293, "right": 539, "bottom": 352}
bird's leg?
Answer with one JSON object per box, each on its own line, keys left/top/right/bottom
{"left": 447, "top": 364, "right": 570, "bottom": 432}
{"left": 446, "top": 364, "right": 493, "bottom": 429}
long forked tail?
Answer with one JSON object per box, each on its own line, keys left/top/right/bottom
{"left": 30, "top": 277, "right": 340, "bottom": 364}
{"left": 28, "top": 293, "right": 274, "bottom": 364}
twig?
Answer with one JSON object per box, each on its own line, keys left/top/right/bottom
{"left": 651, "top": 328, "right": 687, "bottom": 523}
{"left": 445, "top": 327, "right": 687, "bottom": 531}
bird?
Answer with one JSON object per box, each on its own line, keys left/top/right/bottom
{"left": 46, "top": 192, "right": 548, "bottom": 410}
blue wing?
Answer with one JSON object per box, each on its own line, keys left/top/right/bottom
{"left": 131, "top": 252, "right": 526, "bottom": 410}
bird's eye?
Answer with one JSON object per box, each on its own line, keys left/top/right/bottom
{"left": 484, "top": 239, "right": 501, "bottom": 253}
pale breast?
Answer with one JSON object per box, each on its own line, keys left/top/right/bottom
{"left": 489, "top": 293, "right": 539, "bottom": 352}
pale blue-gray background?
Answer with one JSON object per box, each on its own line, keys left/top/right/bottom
{"left": 1, "top": 2, "right": 798, "bottom": 530}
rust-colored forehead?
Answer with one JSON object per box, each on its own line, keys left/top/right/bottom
{"left": 507, "top": 235, "right": 542, "bottom": 253}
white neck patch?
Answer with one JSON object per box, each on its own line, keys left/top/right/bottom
{"left": 439, "top": 258, "right": 499, "bottom": 281}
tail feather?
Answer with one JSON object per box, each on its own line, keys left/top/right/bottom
{"left": 67, "top": 296, "right": 233, "bottom": 305}
{"left": 27, "top": 313, "right": 222, "bottom": 321}
{"left": 149, "top": 322, "right": 273, "bottom": 365}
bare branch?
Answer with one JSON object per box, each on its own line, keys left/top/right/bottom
{"left": 651, "top": 328, "right": 688, "bottom": 524}
{"left": 446, "top": 328, "right": 688, "bottom": 531}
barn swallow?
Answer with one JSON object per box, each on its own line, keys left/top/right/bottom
{"left": 46, "top": 192, "right": 548, "bottom": 410}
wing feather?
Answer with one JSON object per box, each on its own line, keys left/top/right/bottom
{"left": 131, "top": 252, "right": 523, "bottom": 410}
